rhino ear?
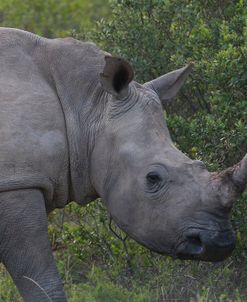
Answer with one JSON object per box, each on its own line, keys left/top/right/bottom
{"left": 144, "top": 64, "right": 193, "bottom": 105}
{"left": 100, "top": 56, "right": 134, "bottom": 98}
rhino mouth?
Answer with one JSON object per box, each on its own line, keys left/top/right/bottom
{"left": 175, "top": 229, "right": 235, "bottom": 262}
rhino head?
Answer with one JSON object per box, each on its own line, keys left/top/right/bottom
{"left": 90, "top": 56, "right": 247, "bottom": 262}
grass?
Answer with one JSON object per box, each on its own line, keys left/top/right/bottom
{"left": 60, "top": 253, "right": 247, "bottom": 302}
{"left": 1, "top": 256, "right": 246, "bottom": 302}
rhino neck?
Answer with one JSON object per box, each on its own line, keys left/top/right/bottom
{"left": 47, "top": 38, "right": 109, "bottom": 205}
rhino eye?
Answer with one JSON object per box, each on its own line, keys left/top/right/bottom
{"left": 146, "top": 165, "right": 169, "bottom": 192}
{"left": 146, "top": 172, "right": 162, "bottom": 185}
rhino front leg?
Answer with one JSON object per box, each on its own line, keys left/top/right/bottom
{"left": 0, "top": 189, "right": 67, "bottom": 302}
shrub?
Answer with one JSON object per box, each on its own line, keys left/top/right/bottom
{"left": 0, "top": 0, "right": 109, "bottom": 37}
{"left": 88, "top": 0, "right": 247, "bottom": 169}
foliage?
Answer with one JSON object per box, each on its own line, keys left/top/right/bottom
{"left": 0, "top": 0, "right": 109, "bottom": 37}
{"left": 89, "top": 0, "right": 247, "bottom": 169}
{"left": 0, "top": 264, "right": 21, "bottom": 302}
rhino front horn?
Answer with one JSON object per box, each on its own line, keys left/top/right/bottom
{"left": 232, "top": 153, "right": 247, "bottom": 193}
{"left": 219, "top": 153, "right": 247, "bottom": 202}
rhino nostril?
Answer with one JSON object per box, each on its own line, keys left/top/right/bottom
{"left": 186, "top": 235, "right": 204, "bottom": 253}
{"left": 187, "top": 235, "right": 201, "bottom": 245}
{"left": 176, "top": 234, "right": 204, "bottom": 258}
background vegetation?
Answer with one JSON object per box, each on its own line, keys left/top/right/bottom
{"left": 0, "top": 0, "right": 109, "bottom": 37}
{"left": 0, "top": 0, "right": 246, "bottom": 301}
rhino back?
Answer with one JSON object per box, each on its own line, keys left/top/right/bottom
{"left": 0, "top": 28, "right": 69, "bottom": 209}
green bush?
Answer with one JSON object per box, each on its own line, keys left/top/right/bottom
{"left": 0, "top": 264, "right": 21, "bottom": 302}
{"left": 88, "top": 0, "right": 247, "bottom": 169}
{"left": 0, "top": 0, "right": 109, "bottom": 37}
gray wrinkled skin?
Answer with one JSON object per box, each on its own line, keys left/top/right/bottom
{"left": 0, "top": 28, "right": 246, "bottom": 302}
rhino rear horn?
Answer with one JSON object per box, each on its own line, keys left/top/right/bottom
{"left": 144, "top": 64, "right": 193, "bottom": 106}
{"left": 100, "top": 56, "right": 134, "bottom": 98}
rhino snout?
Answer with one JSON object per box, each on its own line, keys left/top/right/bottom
{"left": 176, "top": 228, "right": 235, "bottom": 262}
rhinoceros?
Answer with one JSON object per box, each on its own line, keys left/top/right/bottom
{"left": 0, "top": 27, "right": 246, "bottom": 301}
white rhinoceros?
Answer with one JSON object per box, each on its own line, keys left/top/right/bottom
{"left": 0, "top": 28, "right": 246, "bottom": 302}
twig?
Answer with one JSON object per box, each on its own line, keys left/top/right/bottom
{"left": 109, "top": 217, "right": 133, "bottom": 275}
{"left": 23, "top": 276, "right": 53, "bottom": 302}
